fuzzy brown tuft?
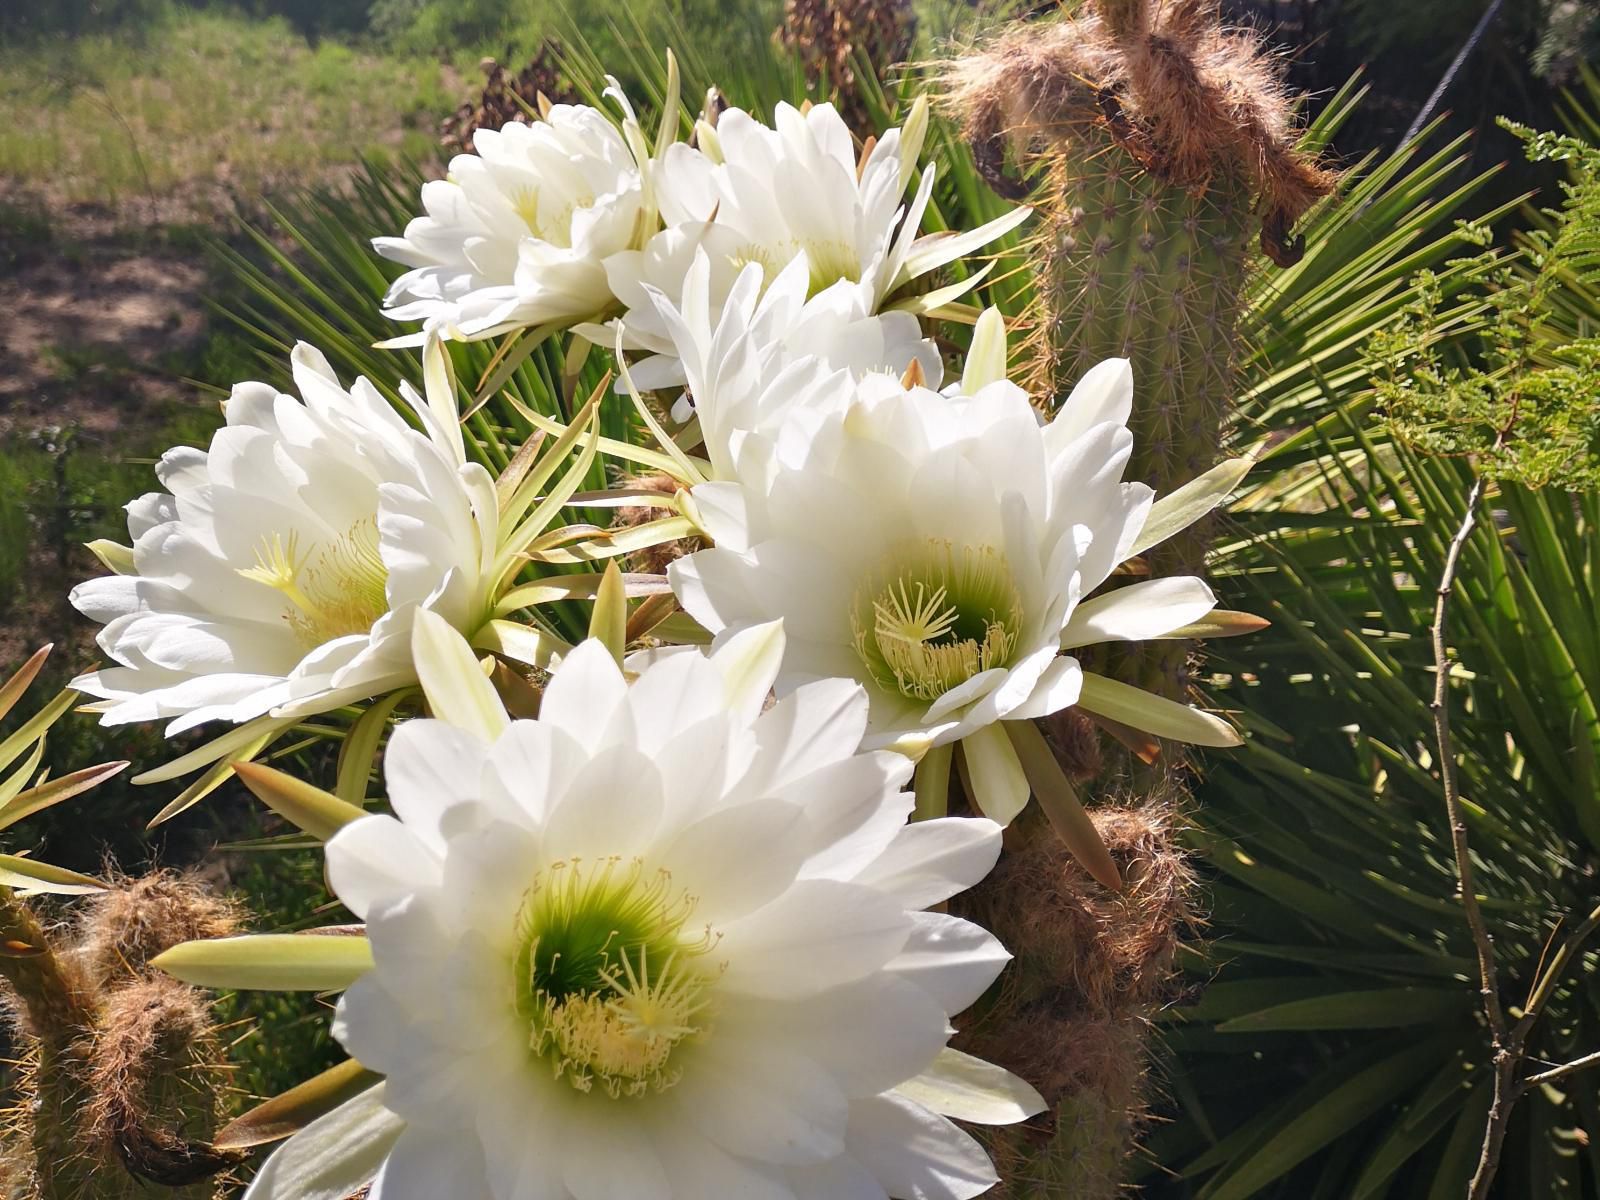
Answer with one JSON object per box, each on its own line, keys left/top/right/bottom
{"left": 71, "top": 869, "right": 243, "bottom": 989}
{"left": 1043, "top": 707, "right": 1104, "bottom": 783}
{"left": 438, "top": 44, "right": 576, "bottom": 152}
{"left": 937, "top": 0, "right": 1336, "bottom": 264}
{"left": 610, "top": 470, "right": 703, "bottom": 578}
{"left": 951, "top": 799, "right": 1196, "bottom": 1194}
{"left": 960, "top": 801, "right": 1194, "bottom": 1032}
{"left": 0, "top": 898, "right": 92, "bottom": 1044}
{"left": 84, "top": 975, "right": 243, "bottom": 1186}
{"left": 0, "top": 874, "right": 244, "bottom": 1196}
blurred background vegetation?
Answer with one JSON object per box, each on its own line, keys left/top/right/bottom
{"left": 1, "top": 0, "right": 1599, "bottom": 1195}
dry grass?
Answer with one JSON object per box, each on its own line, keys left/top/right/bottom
{"left": 0, "top": 10, "right": 454, "bottom": 209}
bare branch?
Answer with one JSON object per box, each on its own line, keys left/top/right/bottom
{"left": 1514, "top": 901, "right": 1600, "bottom": 1042}
{"left": 1431, "top": 478, "right": 1504, "bottom": 1036}
{"left": 1523, "top": 1049, "right": 1600, "bottom": 1090}
{"left": 1439, "top": 476, "right": 1600, "bottom": 1198}
{"left": 1427, "top": 475, "right": 1515, "bottom": 1200}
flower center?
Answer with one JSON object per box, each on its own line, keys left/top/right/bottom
{"left": 511, "top": 185, "right": 585, "bottom": 248}
{"left": 514, "top": 857, "right": 720, "bottom": 1099}
{"left": 801, "top": 238, "right": 861, "bottom": 297}
{"left": 727, "top": 239, "right": 860, "bottom": 298}
{"left": 851, "top": 540, "right": 1024, "bottom": 702}
{"left": 237, "top": 520, "right": 389, "bottom": 650}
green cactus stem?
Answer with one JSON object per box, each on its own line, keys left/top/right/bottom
{"left": 940, "top": 2, "right": 1332, "bottom": 1194}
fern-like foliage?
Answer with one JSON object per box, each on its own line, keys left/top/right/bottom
{"left": 1368, "top": 119, "right": 1600, "bottom": 490}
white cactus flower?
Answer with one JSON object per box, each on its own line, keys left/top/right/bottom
{"left": 599, "top": 96, "right": 1028, "bottom": 386}
{"left": 70, "top": 343, "right": 498, "bottom": 734}
{"left": 668, "top": 318, "right": 1242, "bottom": 825}
{"left": 374, "top": 92, "right": 652, "bottom": 345}
{"left": 242, "top": 621, "right": 1042, "bottom": 1200}
{"left": 632, "top": 252, "right": 943, "bottom": 470}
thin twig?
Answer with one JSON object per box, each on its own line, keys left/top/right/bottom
{"left": 1436, "top": 479, "right": 1600, "bottom": 1196}
{"left": 1429, "top": 478, "right": 1500, "bottom": 1025}
{"left": 1523, "top": 1049, "right": 1600, "bottom": 1090}
{"left": 1428, "top": 474, "right": 1517, "bottom": 1200}
{"left": 1512, "top": 901, "right": 1600, "bottom": 1041}
{"left": 1397, "top": 0, "right": 1506, "bottom": 151}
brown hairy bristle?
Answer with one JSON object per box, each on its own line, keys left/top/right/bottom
{"left": 71, "top": 869, "right": 243, "bottom": 989}
{"left": 960, "top": 801, "right": 1195, "bottom": 1025}
{"left": 439, "top": 42, "right": 576, "bottom": 152}
{"left": 776, "top": 0, "right": 916, "bottom": 136}
{"left": 952, "top": 797, "right": 1197, "bottom": 1189}
{"left": 84, "top": 976, "right": 243, "bottom": 1186}
{"left": 611, "top": 469, "right": 703, "bottom": 577}
{"left": 936, "top": 0, "right": 1336, "bottom": 264}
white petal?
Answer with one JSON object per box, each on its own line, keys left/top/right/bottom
{"left": 1046, "top": 357, "right": 1133, "bottom": 448}
{"left": 324, "top": 815, "right": 441, "bottom": 920}
{"left": 368, "top": 1121, "right": 490, "bottom": 1200}
{"left": 719, "top": 973, "right": 950, "bottom": 1098}
{"left": 1076, "top": 672, "right": 1243, "bottom": 747}
{"left": 560, "top": 1123, "right": 669, "bottom": 1200}
{"left": 656, "top": 798, "right": 807, "bottom": 920}
{"left": 788, "top": 1155, "right": 888, "bottom": 1200}
{"left": 894, "top": 1048, "right": 1045, "bottom": 1125}
{"left": 708, "top": 619, "right": 787, "bottom": 722}
{"left": 845, "top": 1093, "right": 1000, "bottom": 1200}
{"left": 888, "top": 912, "right": 1011, "bottom": 1015}
{"left": 849, "top": 817, "right": 1002, "bottom": 909}
{"left": 382, "top": 719, "right": 487, "bottom": 849}
{"left": 959, "top": 307, "right": 1008, "bottom": 393}
{"left": 538, "top": 638, "right": 631, "bottom": 751}
{"left": 720, "top": 880, "right": 912, "bottom": 999}
{"left": 1002, "top": 655, "right": 1084, "bottom": 721}
{"left": 958, "top": 723, "right": 1030, "bottom": 826}
{"left": 541, "top": 746, "right": 664, "bottom": 861}
{"left": 244, "top": 1085, "right": 404, "bottom": 1200}
{"left": 677, "top": 1040, "right": 850, "bottom": 1167}
{"left": 1059, "top": 576, "right": 1218, "bottom": 649}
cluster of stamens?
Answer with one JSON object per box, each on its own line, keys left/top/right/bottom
{"left": 514, "top": 857, "right": 721, "bottom": 1099}
{"left": 852, "top": 539, "right": 1024, "bottom": 701}
{"left": 237, "top": 518, "right": 389, "bottom": 649}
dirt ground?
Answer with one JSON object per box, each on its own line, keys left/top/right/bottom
{"left": 0, "top": 186, "right": 218, "bottom": 667}
{"left": 0, "top": 221, "right": 208, "bottom": 429}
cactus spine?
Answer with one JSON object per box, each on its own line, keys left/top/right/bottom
{"left": 941, "top": 2, "right": 1332, "bottom": 1194}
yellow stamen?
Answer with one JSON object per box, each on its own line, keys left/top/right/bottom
{"left": 852, "top": 540, "right": 1023, "bottom": 702}
{"left": 516, "top": 858, "right": 723, "bottom": 1100}
{"left": 237, "top": 519, "right": 389, "bottom": 649}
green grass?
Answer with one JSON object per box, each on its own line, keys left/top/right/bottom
{"left": 0, "top": 9, "right": 454, "bottom": 206}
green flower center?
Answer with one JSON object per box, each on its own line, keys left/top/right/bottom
{"left": 514, "top": 857, "right": 720, "bottom": 1099}
{"left": 851, "top": 540, "right": 1024, "bottom": 702}
{"left": 237, "top": 519, "right": 389, "bottom": 650}
{"left": 727, "top": 238, "right": 860, "bottom": 298}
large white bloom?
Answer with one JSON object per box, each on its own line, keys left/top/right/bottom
{"left": 601, "top": 98, "right": 1027, "bottom": 386}
{"left": 70, "top": 345, "right": 498, "bottom": 733}
{"left": 635, "top": 252, "right": 942, "bottom": 468}
{"left": 247, "top": 624, "right": 1040, "bottom": 1200}
{"left": 374, "top": 96, "right": 650, "bottom": 344}
{"left": 668, "top": 343, "right": 1241, "bottom": 824}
